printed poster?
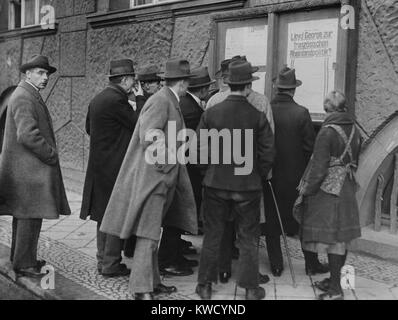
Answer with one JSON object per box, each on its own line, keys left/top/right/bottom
{"left": 287, "top": 18, "right": 339, "bottom": 117}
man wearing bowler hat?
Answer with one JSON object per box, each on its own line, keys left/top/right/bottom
{"left": 100, "top": 58, "right": 198, "bottom": 300}
{"left": 158, "top": 67, "right": 215, "bottom": 276}
{"left": 263, "top": 66, "right": 329, "bottom": 277}
{"left": 80, "top": 59, "right": 138, "bottom": 277}
{"left": 195, "top": 60, "right": 275, "bottom": 300}
{"left": 0, "top": 55, "right": 71, "bottom": 278}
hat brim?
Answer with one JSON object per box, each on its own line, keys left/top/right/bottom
{"left": 188, "top": 79, "right": 216, "bottom": 89}
{"left": 273, "top": 79, "right": 302, "bottom": 89}
{"left": 224, "top": 76, "right": 260, "bottom": 85}
{"left": 138, "top": 76, "right": 162, "bottom": 82}
{"left": 107, "top": 72, "right": 135, "bottom": 78}
{"left": 20, "top": 64, "right": 57, "bottom": 75}
{"left": 157, "top": 73, "right": 195, "bottom": 80}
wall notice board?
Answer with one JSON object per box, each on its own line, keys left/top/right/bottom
{"left": 212, "top": 2, "right": 359, "bottom": 120}
{"left": 216, "top": 18, "right": 268, "bottom": 95}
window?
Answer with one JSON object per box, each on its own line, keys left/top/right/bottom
{"left": 6, "top": 0, "right": 54, "bottom": 30}
{"left": 109, "top": 0, "right": 181, "bottom": 11}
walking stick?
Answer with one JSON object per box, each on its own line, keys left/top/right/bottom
{"left": 267, "top": 181, "right": 297, "bottom": 288}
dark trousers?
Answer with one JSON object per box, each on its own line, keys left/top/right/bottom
{"left": 96, "top": 223, "right": 124, "bottom": 274}
{"left": 218, "top": 221, "right": 235, "bottom": 274}
{"left": 158, "top": 226, "right": 182, "bottom": 267}
{"left": 10, "top": 218, "right": 42, "bottom": 270}
{"left": 198, "top": 187, "right": 261, "bottom": 289}
{"left": 266, "top": 234, "right": 322, "bottom": 269}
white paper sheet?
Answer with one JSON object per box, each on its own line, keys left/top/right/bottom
{"left": 287, "top": 18, "right": 339, "bottom": 115}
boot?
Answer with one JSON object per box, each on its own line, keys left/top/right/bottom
{"left": 317, "top": 253, "right": 344, "bottom": 300}
{"left": 303, "top": 250, "right": 329, "bottom": 275}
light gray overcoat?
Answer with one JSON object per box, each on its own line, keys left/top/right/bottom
{"left": 0, "top": 81, "right": 71, "bottom": 219}
{"left": 100, "top": 86, "right": 197, "bottom": 240}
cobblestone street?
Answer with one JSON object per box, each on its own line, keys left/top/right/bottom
{"left": 1, "top": 189, "right": 398, "bottom": 300}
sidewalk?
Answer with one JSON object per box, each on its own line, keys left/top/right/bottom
{"left": 0, "top": 189, "right": 398, "bottom": 300}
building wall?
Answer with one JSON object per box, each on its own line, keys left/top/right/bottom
{"left": 0, "top": 0, "right": 397, "bottom": 172}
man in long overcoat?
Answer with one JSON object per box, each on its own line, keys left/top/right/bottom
{"left": 0, "top": 55, "right": 71, "bottom": 277}
{"left": 263, "top": 67, "right": 328, "bottom": 277}
{"left": 80, "top": 59, "right": 138, "bottom": 277}
{"left": 100, "top": 59, "right": 198, "bottom": 300}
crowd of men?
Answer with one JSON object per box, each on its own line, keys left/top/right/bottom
{"left": 0, "top": 53, "right": 331, "bottom": 300}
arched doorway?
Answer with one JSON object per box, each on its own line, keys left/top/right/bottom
{"left": 0, "top": 86, "right": 17, "bottom": 152}
{"left": 356, "top": 114, "right": 398, "bottom": 232}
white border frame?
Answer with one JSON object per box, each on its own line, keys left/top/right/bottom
{"left": 21, "top": 0, "right": 40, "bottom": 28}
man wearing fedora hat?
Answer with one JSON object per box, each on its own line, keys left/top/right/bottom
{"left": 0, "top": 55, "right": 71, "bottom": 278}
{"left": 158, "top": 66, "right": 215, "bottom": 277}
{"left": 207, "top": 55, "right": 274, "bottom": 284}
{"left": 100, "top": 58, "right": 198, "bottom": 300}
{"left": 80, "top": 59, "right": 139, "bottom": 277}
{"left": 133, "top": 65, "right": 162, "bottom": 114}
{"left": 195, "top": 60, "right": 275, "bottom": 300}
{"left": 262, "top": 66, "right": 329, "bottom": 277}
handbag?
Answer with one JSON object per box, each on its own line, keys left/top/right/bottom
{"left": 319, "top": 125, "right": 356, "bottom": 196}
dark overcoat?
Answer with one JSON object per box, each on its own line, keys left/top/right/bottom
{"left": 263, "top": 93, "right": 315, "bottom": 235}
{"left": 80, "top": 84, "right": 138, "bottom": 222}
{"left": 180, "top": 93, "right": 204, "bottom": 212}
{"left": 100, "top": 87, "right": 197, "bottom": 240}
{"left": 0, "top": 81, "right": 71, "bottom": 219}
{"left": 300, "top": 112, "right": 362, "bottom": 244}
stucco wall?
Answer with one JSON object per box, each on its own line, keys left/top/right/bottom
{"left": 0, "top": 0, "right": 397, "bottom": 172}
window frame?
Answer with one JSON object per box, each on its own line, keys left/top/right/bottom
{"left": 129, "top": 0, "right": 180, "bottom": 8}
{"left": 21, "top": 0, "right": 40, "bottom": 28}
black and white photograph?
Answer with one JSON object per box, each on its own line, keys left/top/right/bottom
{"left": 0, "top": 0, "right": 397, "bottom": 306}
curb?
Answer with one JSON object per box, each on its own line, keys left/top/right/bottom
{"left": 0, "top": 258, "right": 61, "bottom": 300}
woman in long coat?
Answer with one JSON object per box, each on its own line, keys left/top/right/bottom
{"left": 298, "top": 91, "right": 362, "bottom": 300}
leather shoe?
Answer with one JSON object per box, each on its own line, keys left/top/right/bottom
{"left": 154, "top": 283, "right": 177, "bottom": 295}
{"left": 196, "top": 283, "right": 212, "bottom": 300}
{"left": 314, "top": 278, "right": 331, "bottom": 292}
{"left": 36, "top": 260, "right": 46, "bottom": 269}
{"left": 102, "top": 264, "right": 130, "bottom": 277}
{"left": 134, "top": 292, "right": 154, "bottom": 300}
{"left": 318, "top": 290, "right": 344, "bottom": 300}
{"left": 305, "top": 262, "right": 329, "bottom": 276}
{"left": 219, "top": 272, "right": 231, "bottom": 283}
{"left": 178, "top": 256, "right": 198, "bottom": 268}
{"left": 246, "top": 287, "right": 265, "bottom": 300}
{"left": 180, "top": 239, "right": 193, "bottom": 248}
{"left": 14, "top": 267, "right": 44, "bottom": 278}
{"left": 271, "top": 267, "right": 284, "bottom": 277}
{"left": 259, "top": 273, "right": 270, "bottom": 284}
{"left": 182, "top": 247, "right": 197, "bottom": 255}
{"left": 160, "top": 265, "right": 193, "bottom": 277}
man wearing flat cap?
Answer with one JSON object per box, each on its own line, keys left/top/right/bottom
{"left": 0, "top": 55, "right": 71, "bottom": 278}
{"left": 100, "top": 58, "right": 198, "bottom": 300}
{"left": 196, "top": 60, "right": 275, "bottom": 300}
{"left": 80, "top": 59, "right": 138, "bottom": 277}
{"left": 263, "top": 66, "right": 328, "bottom": 277}
{"left": 158, "top": 67, "right": 215, "bottom": 277}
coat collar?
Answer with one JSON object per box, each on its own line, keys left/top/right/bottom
{"left": 271, "top": 93, "right": 295, "bottom": 104}
{"left": 107, "top": 83, "right": 129, "bottom": 98}
{"left": 323, "top": 111, "right": 354, "bottom": 126}
{"left": 19, "top": 80, "right": 44, "bottom": 104}
{"left": 225, "top": 94, "right": 248, "bottom": 103}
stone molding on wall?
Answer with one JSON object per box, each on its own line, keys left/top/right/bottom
{"left": 0, "top": 24, "right": 58, "bottom": 43}
{"left": 87, "top": 0, "right": 246, "bottom": 28}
